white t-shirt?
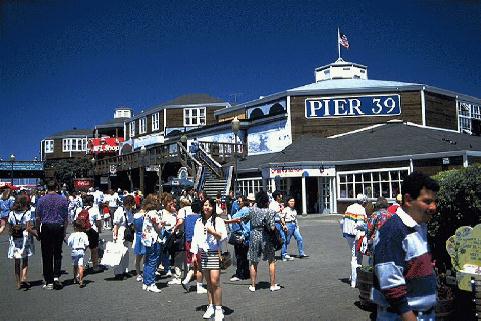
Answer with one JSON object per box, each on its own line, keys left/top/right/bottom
{"left": 190, "top": 216, "right": 227, "bottom": 254}
{"left": 113, "top": 207, "right": 134, "bottom": 226}
{"left": 281, "top": 207, "right": 298, "bottom": 223}
{"left": 8, "top": 210, "right": 32, "bottom": 228}
{"left": 160, "top": 209, "right": 177, "bottom": 232}
{"left": 75, "top": 207, "right": 102, "bottom": 232}
{"left": 67, "top": 232, "right": 89, "bottom": 250}
{"left": 177, "top": 206, "right": 191, "bottom": 220}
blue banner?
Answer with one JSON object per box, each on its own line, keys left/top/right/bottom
{"left": 305, "top": 94, "right": 401, "bottom": 119}
{"left": 0, "top": 162, "right": 43, "bottom": 171}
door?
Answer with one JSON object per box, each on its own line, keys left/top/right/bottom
{"left": 319, "top": 177, "right": 332, "bottom": 214}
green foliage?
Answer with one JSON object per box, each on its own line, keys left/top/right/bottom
{"left": 428, "top": 164, "right": 481, "bottom": 271}
{"left": 45, "top": 158, "right": 93, "bottom": 190}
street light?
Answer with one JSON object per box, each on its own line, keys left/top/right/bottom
{"left": 10, "top": 154, "right": 15, "bottom": 185}
{"left": 231, "top": 117, "right": 240, "bottom": 196}
{"left": 140, "top": 146, "right": 147, "bottom": 194}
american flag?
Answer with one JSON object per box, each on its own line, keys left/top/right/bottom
{"left": 339, "top": 32, "right": 349, "bottom": 49}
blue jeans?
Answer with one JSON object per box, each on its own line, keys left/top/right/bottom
{"left": 143, "top": 242, "right": 160, "bottom": 286}
{"left": 376, "top": 306, "right": 435, "bottom": 321}
{"left": 275, "top": 223, "right": 288, "bottom": 258}
{"left": 286, "top": 223, "right": 305, "bottom": 256}
{"left": 159, "top": 243, "right": 171, "bottom": 273}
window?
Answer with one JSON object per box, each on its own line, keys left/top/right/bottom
{"left": 62, "top": 138, "right": 87, "bottom": 152}
{"left": 139, "top": 117, "right": 147, "bottom": 134}
{"left": 129, "top": 121, "right": 135, "bottom": 137}
{"left": 238, "top": 177, "right": 265, "bottom": 196}
{"left": 337, "top": 168, "right": 410, "bottom": 200}
{"left": 44, "top": 140, "right": 54, "bottom": 153}
{"left": 459, "top": 101, "right": 481, "bottom": 133}
{"left": 152, "top": 112, "right": 160, "bottom": 131}
{"left": 184, "top": 107, "right": 206, "bottom": 126}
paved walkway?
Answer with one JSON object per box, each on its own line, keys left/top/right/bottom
{"left": 0, "top": 220, "right": 372, "bottom": 320}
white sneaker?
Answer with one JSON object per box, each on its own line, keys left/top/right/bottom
{"left": 168, "top": 278, "right": 181, "bottom": 285}
{"left": 197, "top": 285, "right": 208, "bottom": 294}
{"left": 136, "top": 275, "right": 143, "bottom": 282}
{"left": 203, "top": 305, "right": 215, "bottom": 319}
{"left": 214, "top": 309, "right": 224, "bottom": 321}
{"left": 174, "top": 266, "right": 182, "bottom": 278}
{"left": 284, "top": 254, "right": 294, "bottom": 261}
{"left": 230, "top": 276, "right": 240, "bottom": 282}
{"left": 248, "top": 285, "right": 256, "bottom": 292}
{"left": 142, "top": 284, "right": 147, "bottom": 290}
{"left": 270, "top": 284, "right": 281, "bottom": 292}
{"left": 165, "top": 270, "right": 172, "bottom": 277}
{"left": 145, "top": 284, "right": 162, "bottom": 293}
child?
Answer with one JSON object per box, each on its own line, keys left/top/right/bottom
{"left": 102, "top": 202, "right": 111, "bottom": 230}
{"left": 67, "top": 221, "right": 89, "bottom": 288}
{"left": 7, "top": 194, "right": 37, "bottom": 289}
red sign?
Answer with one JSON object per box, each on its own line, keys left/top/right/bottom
{"left": 73, "top": 178, "right": 94, "bottom": 191}
{"left": 88, "top": 137, "right": 125, "bottom": 154}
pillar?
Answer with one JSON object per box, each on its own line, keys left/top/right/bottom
{"left": 139, "top": 167, "right": 145, "bottom": 194}
{"left": 301, "top": 174, "right": 307, "bottom": 216}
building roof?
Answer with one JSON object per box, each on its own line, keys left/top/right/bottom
{"left": 132, "top": 93, "right": 230, "bottom": 120}
{"left": 233, "top": 122, "right": 481, "bottom": 172}
{"left": 95, "top": 117, "right": 130, "bottom": 129}
{"left": 269, "top": 122, "right": 481, "bottom": 165}
{"left": 45, "top": 128, "right": 93, "bottom": 139}
{"left": 287, "top": 78, "right": 421, "bottom": 93}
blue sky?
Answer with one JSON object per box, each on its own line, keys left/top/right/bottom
{"left": 1, "top": 0, "right": 480, "bottom": 160}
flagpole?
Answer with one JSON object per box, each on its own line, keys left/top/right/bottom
{"left": 337, "top": 27, "right": 341, "bottom": 60}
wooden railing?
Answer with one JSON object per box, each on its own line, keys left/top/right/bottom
{"left": 198, "top": 141, "right": 246, "bottom": 163}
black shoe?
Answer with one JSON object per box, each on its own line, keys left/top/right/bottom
{"left": 114, "top": 274, "right": 124, "bottom": 280}
{"left": 299, "top": 254, "right": 310, "bottom": 259}
{"left": 53, "top": 280, "right": 63, "bottom": 289}
{"left": 181, "top": 281, "right": 189, "bottom": 293}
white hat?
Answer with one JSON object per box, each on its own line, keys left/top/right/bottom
{"left": 356, "top": 193, "right": 368, "bottom": 204}
{"left": 247, "top": 193, "right": 255, "bottom": 202}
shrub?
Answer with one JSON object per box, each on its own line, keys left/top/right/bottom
{"left": 428, "top": 164, "right": 481, "bottom": 272}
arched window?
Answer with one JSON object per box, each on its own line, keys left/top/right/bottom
{"left": 269, "top": 103, "right": 285, "bottom": 115}
{"left": 250, "top": 108, "right": 264, "bottom": 119}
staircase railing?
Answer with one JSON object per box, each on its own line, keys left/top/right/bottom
{"left": 196, "top": 145, "right": 223, "bottom": 178}
{"left": 176, "top": 142, "right": 202, "bottom": 177}
{"left": 193, "top": 165, "right": 205, "bottom": 192}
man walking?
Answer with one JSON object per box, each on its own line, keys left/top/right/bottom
{"left": 372, "top": 172, "right": 439, "bottom": 320}
{"left": 36, "top": 180, "right": 69, "bottom": 290}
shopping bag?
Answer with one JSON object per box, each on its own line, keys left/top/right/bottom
{"left": 100, "top": 241, "right": 128, "bottom": 267}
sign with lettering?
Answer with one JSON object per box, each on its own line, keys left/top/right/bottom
{"left": 269, "top": 166, "right": 335, "bottom": 178}
{"left": 73, "top": 178, "right": 94, "bottom": 191}
{"left": 305, "top": 94, "right": 401, "bottom": 119}
{"left": 446, "top": 224, "right": 481, "bottom": 291}
{"left": 0, "top": 161, "right": 43, "bottom": 171}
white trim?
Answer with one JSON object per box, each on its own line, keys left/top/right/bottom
{"left": 404, "top": 121, "right": 459, "bottom": 133}
{"left": 456, "top": 98, "right": 460, "bottom": 132}
{"left": 139, "top": 117, "right": 147, "bottom": 134}
{"left": 44, "top": 139, "right": 54, "bottom": 153}
{"left": 62, "top": 138, "right": 88, "bottom": 152}
{"left": 163, "top": 109, "right": 167, "bottom": 132}
{"left": 129, "top": 121, "right": 135, "bottom": 137}
{"left": 183, "top": 107, "right": 206, "bottom": 127}
{"left": 328, "top": 122, "right": 390, "bottom": 138}
{"left": 152, "top": 112, "right": 160, "bottom": 131}
{"left": 421, "top": 87, "right": 426, "bottom": 126}
{"left": 463, "top": 152, "right": 468, "bottom": 168}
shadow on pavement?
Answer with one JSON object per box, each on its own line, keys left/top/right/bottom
{"left": 195, "top": 304, "right": 234, "bottom": 316}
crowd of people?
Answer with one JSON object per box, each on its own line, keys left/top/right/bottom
{"left": 0, "top": 182, "right": 309, "bottom": 321}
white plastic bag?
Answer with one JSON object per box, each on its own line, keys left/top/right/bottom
{"left": 100, "top": 241, "right": 127, "bottom": 267}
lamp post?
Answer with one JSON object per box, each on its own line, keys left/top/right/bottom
{"left": 231, "top": 117, "right": 240, "bottom": 196}
{"left": 90, "top": 157, "right": 96, "bottom": 188}
{"left": 10, "top": 154, "right": 15, "bottom": 185}
{"left": 140, "top": 146, "right": 147, "bottom": 194}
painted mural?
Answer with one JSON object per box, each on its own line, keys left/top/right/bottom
{"left": 247, "top": 119, "right": 292, "bottom": 155}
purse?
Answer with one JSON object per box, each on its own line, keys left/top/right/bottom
{"left": 123, "top": 211, "right": 135, "bottom": 242}
{"left": 266, "top": 226, "right": 284, "bottom": 251}
{"left": 228, "top": 230, "right": 245, "bottom": 245}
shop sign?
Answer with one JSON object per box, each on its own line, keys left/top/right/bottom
{"left": 73, "top": 178, "right": 94, "bottom": 191}
{"left": 146, "top": 165, "right": 160, "bottom": 172}
{"left": 269, "top": 166, "right": 335, "bottom": 178}
{"left": 88, "top": 137, "right": 125, "bottom": 154}
{"left": 305, "top": 94, "right": 400, "bottom": 119}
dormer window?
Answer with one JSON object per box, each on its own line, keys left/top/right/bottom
{"left": 152, "top": 113, "right": 160, "bottom": 131}
{"left": 184, "top": 107, "right": 206, "bottom": 126}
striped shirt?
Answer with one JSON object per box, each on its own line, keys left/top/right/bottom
{"left": 371, "top": 207, "right": 437, "bottom": 315}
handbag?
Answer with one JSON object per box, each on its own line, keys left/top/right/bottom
{"left": 123, "top": 211, "right": 135, "bottom": 242}
{"left": 266, "top": 226, "right": 284, "bottom": 251}
{"left": 100, "top": 241, "right": 128, "bottom": 267}
{"left": 228, "top": 230, "right": 245, "bottom": 245}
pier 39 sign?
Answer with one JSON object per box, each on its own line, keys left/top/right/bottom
{"left": 305, "top": 94, "right": 401, "bottom": 119}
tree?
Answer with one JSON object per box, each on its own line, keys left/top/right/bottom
{"left": 44, "top": 158, "right": 94, "bottom": 190}
{"left": 429, "top": 164, "right": 481, "bottom": 271}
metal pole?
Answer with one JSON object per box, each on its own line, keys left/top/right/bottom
{"left": 234, "top": 133, "right": 238, "bottom": 195}
{"left": 11, "top": 160, "right": 14, "bottom": 185}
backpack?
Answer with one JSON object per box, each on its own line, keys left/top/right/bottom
{"left": 76, "top": 207, "right": 92, "bottom": 230}
{"left": 10, "top": 211, "right": 27, "bottom": 239}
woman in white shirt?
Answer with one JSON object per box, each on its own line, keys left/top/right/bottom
{"left": 281, "top": 197, "right": 309, "bottom": 259}
{"left": 191, "top": 198, "right": 227, "bottom": 321}
{"left": 112, "top": 195, "right": 136, "bottom": 279}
